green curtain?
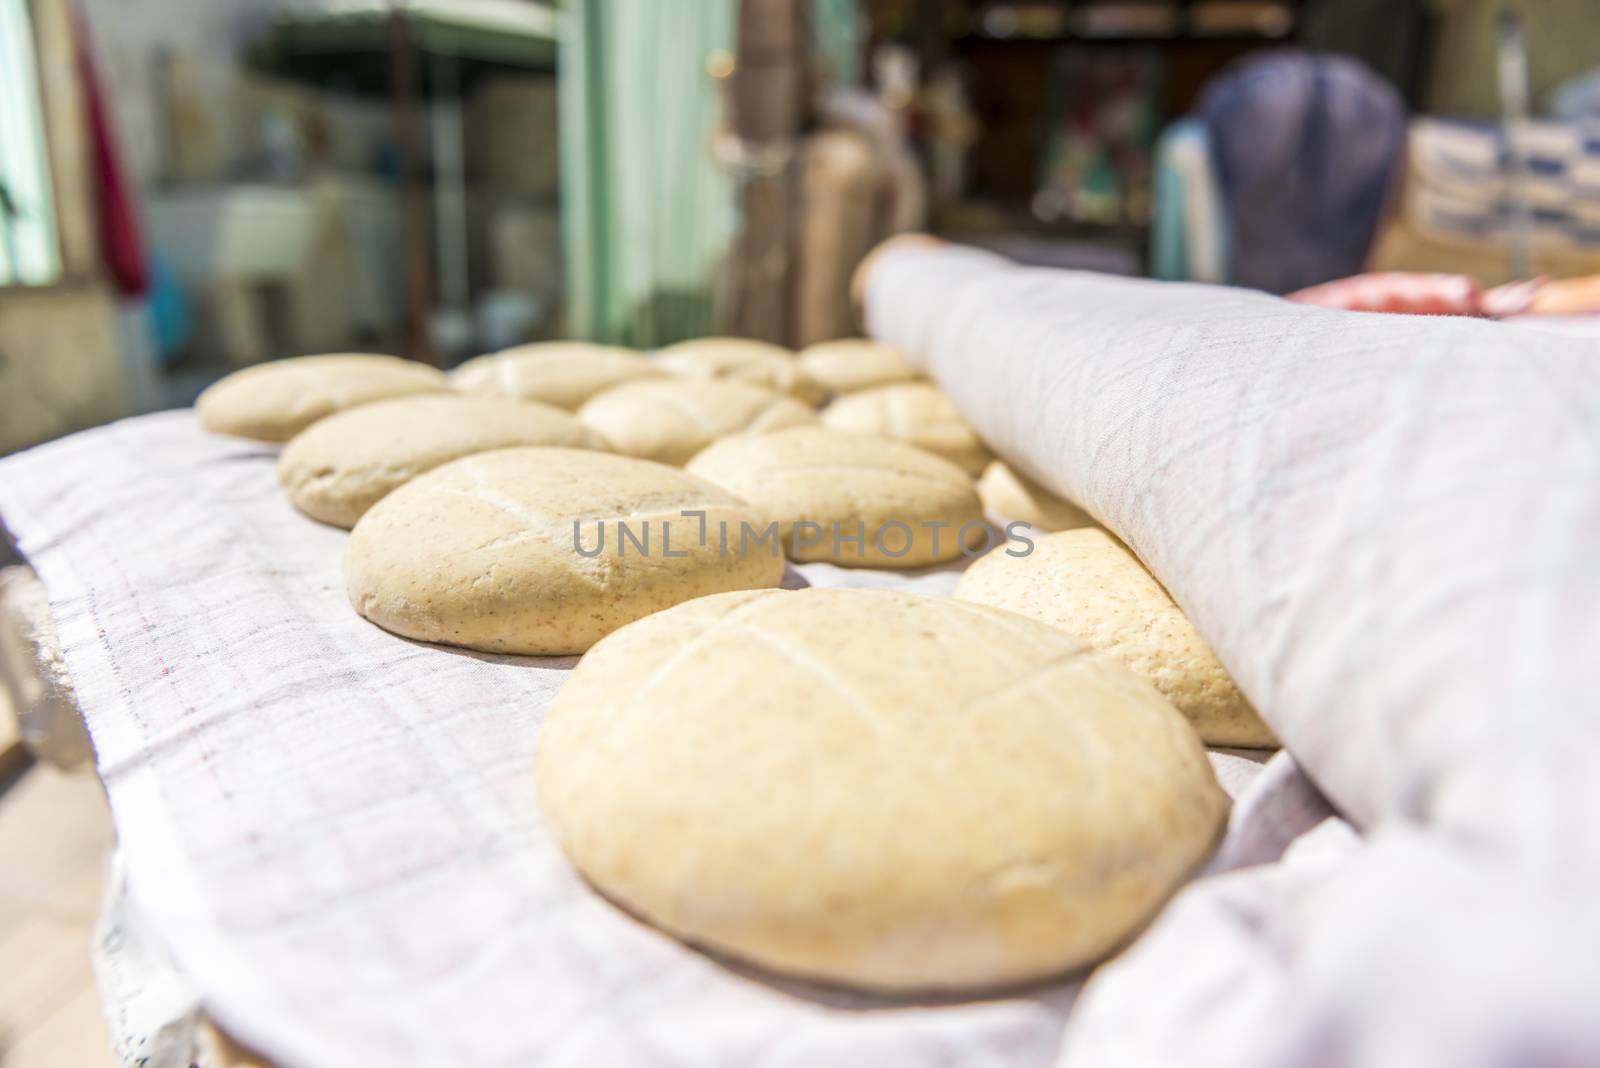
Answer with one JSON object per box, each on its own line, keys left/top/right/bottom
{"left": 811, "top": 0, "right": 863, "bottom": 87}
{"left": 560, "top": 0, "right": 736, "bottom": 346}
{"left": 0, "top": 0, "right": 61, "bottom": 286}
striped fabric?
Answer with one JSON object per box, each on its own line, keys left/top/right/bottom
{"left": 1408, "top": 118, "right": 1600, "bottom": 252}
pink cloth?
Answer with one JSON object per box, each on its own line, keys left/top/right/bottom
{"left": 1287, "top": 272, "right": 1481, "bottom": 316}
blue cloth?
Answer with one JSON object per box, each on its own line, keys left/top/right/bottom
{"left": 145, "top": 253, "right": 192, "bottom": 365}
{"left": 1151, "top": 118, "right": 1229, "bottom": 283}
{"left": 1199, "top": 50, "right": 1406, "bottom": 294}
{"left": 1152, "top": 124, "right": 1192, "bottom": 282}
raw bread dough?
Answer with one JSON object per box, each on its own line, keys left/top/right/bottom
{"left": 197, "top": 354, "right": 448, "bottom": 442}
{"left": 955, "top": 528, "right": 1276, "bottom": 748}
{"left": 451, "top": 342, "right": 664, "bottom": 409}
{"left": 345, "top": 447, "right": 785, "bottom": 654}
{"left": 820, "top": 382, "right": 992, "bottom": 476}
{"left": 277, "top": 394, "right": 608, "bottom": 528}
{"left": 797, "top": 338, "right": 921, "bottom": 396}
{"left": 978, "top": 460, "right": 1097, "bottom": 532}
{"left": 577, "top": 379, "right": 815, "bottom": 466}
{"left": 685, "top": 427, "right": 985, "bottom": 568}
{"left": 654, "top": 337, "right": 824, "bottom": 405}
{"left": 537, "top": 586, "right": 1228, "bottom": 992}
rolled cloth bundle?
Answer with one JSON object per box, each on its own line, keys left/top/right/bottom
{"left": 861, "top": 241, "right": 1600, "bottom": 1066}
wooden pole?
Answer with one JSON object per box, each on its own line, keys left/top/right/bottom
{"left": 388, "top": 6, "right": 436, "bottom": 364}
{"left": 728, "top": 0, "right": 809, "bottom": 345}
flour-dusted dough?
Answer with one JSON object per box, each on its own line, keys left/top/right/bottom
{"left": 278, "top": 395, "right": 609, "bottom": 528}
{"left": 345, "top": 448, "right": 785, "bottom": 654}
{"left": 956, "top": 528, "right": 1276, "bottom": 747}
{"left": 655, "top": 337, "right": 825, "bottom": 405}
{"left": 797, "top": 338, "right": 922, "bottom": 396}
{"left": 450, "top": 342, "right": 663, "bottom": 409}
{"left": 577, "top": 379, "right": 816, "bottom": 466}
{"left": 978, "top": 460, "right": 1097, "bottom": 533}
{"left": 685, "top": 427, "right": 986, "bottom": 568}
{"left": 538, "top": 586, "right": 1228, "bottom": 992}
{"left": 820, "top": 382, "right": 992, "bottom": 476}
{"left": 197, "top": 354, "right": 448, "bottom": 442}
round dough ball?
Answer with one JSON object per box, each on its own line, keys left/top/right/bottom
{"left": 685, "top": 427, "right": 986, "bottom": 568}
{"left": 577, "top": 379, "right": 816, "bottom": 466}
{"left": 655, "top": 337, "right": 824, "bottom": 405}
{"left": 197, "top": 354, "right": 448, "bottom": 442}
{"left": 978, "top": 461, "right": 1097, "bottom": 533}
{"left": 955, "top": 528, "right": 1276, "bottom": 748}
{"left": 820, "top": 382, "right": 992, "bottom": 476}
{"left": 278, "top": 395, "right": 609, "bottom": 529}
{"left": 451, "top": 342, "right": 663, "bottom": 409}
{"left": 538, "top": 586, "right": 1228, "bottom": 992}
{"left": 345, "top": 448, "right": 785, "bottom": 655}
{"left": 797, "top": 338, "right": 922, "bottom": 396}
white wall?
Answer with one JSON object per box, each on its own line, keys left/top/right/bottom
{"left": 77, "top": 0, "right": 312, "bottom": 185}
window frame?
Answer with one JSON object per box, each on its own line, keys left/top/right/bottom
{"left": 0, "top": 0, "right": 64, "bottom": 290}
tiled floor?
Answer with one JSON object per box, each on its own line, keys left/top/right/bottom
{"left": 0, "top": 759, "right": 119, "bottom": 1068}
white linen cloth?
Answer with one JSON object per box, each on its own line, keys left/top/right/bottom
{"left": 0, "top": 411, "right": 1293, "bottom": 1068}
{"left": 862, "top": 243, "right": 1600, "bottom": 1067}
{"left": 9, "top": 237, "right": 1593, "bottom": 1066}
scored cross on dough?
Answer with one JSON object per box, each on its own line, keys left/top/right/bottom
{"left": 955, "top": 528, "right": 1277, "bottom": 748}
{"left": 450, "top": 342, "right": 665, "bottom": 409}
{"left": 344, "top": 447, "right": 785, "bottom": 654}
{"left": 579, "top": 379, "right": 818, "bottom": 466}
{"left": 820, "top": 382, "right": 993, "bottom": 476}
{"left": 276, "top": 394, "right": 606, "bottom": 528}
{"left": 685, "top": 427, "right": 986, "bottom": 568}
{"left": 538, "top": 586, "right": 1228, "bottom": 992}
{"left": 198, "top": 353, "right": 449, "bottom": 442}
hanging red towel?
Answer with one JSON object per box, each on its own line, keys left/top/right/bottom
{"left": 74, "top": 3, "right": 147, "bottom": 297}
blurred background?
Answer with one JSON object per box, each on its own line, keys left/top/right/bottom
{"left": 3, "top": 0, "right": 1600, "bottom": 457}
